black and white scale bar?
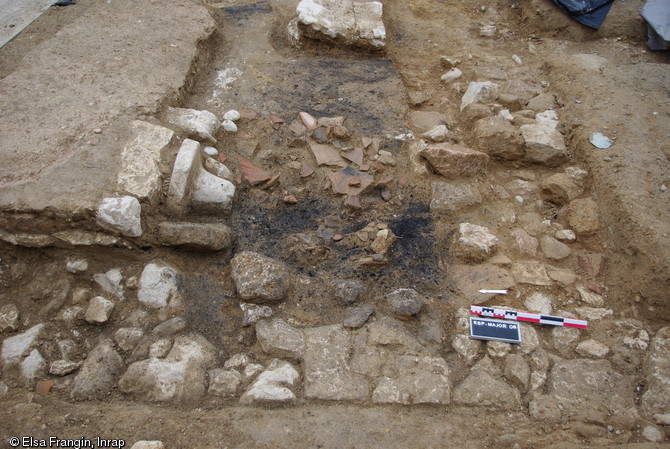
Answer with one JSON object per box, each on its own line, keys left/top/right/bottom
{"left": 470, "top": 305, "right": 588, "bottom": 329}
{"left": 470, "top": 317, "right": 521, "bottom": 343}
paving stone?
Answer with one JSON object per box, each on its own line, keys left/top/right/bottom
{"left": 547, "top": 266, "right": 577, "bottom": 286}
{"left": 303, "top": 324, "right": 369, "bottom": 401}
{"left": 452, "top": 334, "right": 482, "bottom": 365}
{"left": 71, "top": 339, "right": 123, "bottom": 400}
{"left": 383, "top": 288, "right": 425, "bottom": 319}
{"left": 117, "top": 121, "right": 175, "bottom": 200}
{"left": 453, "top": 365, "right": 520, "bottom": 408}
{"left": 540, "top": 235, "right": 571, "bottom": 260}
{"left": 552, "top": 326, "right": 580, "bottom": 355}
{"left": 567, "top": 198, "right": 600, "bottom": 235}
{"left": 164, "top": 107, "right": 220, "bottom": 143}
{"left": 421, "top": 143, "right": 489, "bottom": 177}
{"left": 520, "top": 123, "right": 567, "bottom": 166}
{"left": 512, "top": 261, "right": 552, "bottom": 286}
{"left": 575, "top": 339, "right": 610, "bottom": 358}
{"left": 487, "top": 340, "right": 511, "bottom": 358}
{"left": 231, "top": 252, "right": 290, "bottom": 303}
{"left": 158, "top": 222, "right": 234, "bottom": 251}
{"left": 372, "top": 355, "right": 450, "bottom": 405}
{"left": 642, "top": 327, "right": 670, "bottom": 416}
{"left": 85, "top": 296, "right": 115, "bottom": 324}
{"left": 1, "top": 324, "right": 44, "bottom": 369}
{"left": 451, "top": 223, "right": 498, "bottom": 263}
{"left": 49, "top": 360, "right": 82, "bottom": 376}
{"left": 549, "top": 359, "right": 638, "bottom": 423}
{"left": 0, "top": 304, "right": 20, "bottom": 333}
{"left": 208, "top": 368, "right": 243, "bottom": 397}
{"left": 511, "top": 228, "right": 538, "bottom": 256}
{"left": 332, "top": 279, "right": 365, "bottom": 304}
{"left": 367, "top": 317, "right": 423, "bottom": 352}
{"left": 119, "top": 334, "right": 217, "bottom": 403}
{"left": 575, "top": 307, "right": 613, "bottom": 320}
{"left": 430, "top": 181, "right": 482, "bottom": 212}
{"left": 138, "top": 262, "right": 182, "bottom": 309}
{"left": 343, "top": 305, "right": 374, "bottom": 328}
{"left": 524, "top": 292, "right": 553, "bottom": 314}
{"left": 96, "top": 196, "right": 142, "bottom": 238}
{"left": 240, "top": 359, "right": 299, "bottom": 404}
{"left": 472, "top": 116, "right": 525, "bottom": 160}
{"left": 451, "top": 264, "right": 515, "bottom": 305}
{"left": 519, "top": 324, "right": 540, "bottom": 354}
{"left": 504, "top": 353, "right": 530, "bottom": 390}
{"left": 256, "top": 319, "right": 305, "bottom": 359}
{"left": 460, "top": 81, "right": 500, "bottom": 111}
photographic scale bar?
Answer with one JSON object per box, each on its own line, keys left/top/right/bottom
{"left": 470, "top": 305, "right": 588, "bottom": 329}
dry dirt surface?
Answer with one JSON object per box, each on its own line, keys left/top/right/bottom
{"left": 1, "top": 0, "right": 670, "bottom": 448}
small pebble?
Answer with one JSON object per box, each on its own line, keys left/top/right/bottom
{"left": 661, "top": 184, "right": 667, "bottom": 192}
{"left": 223, "top": 110, "right": 241, "bottom": 121}
{"left": 515, "top": 195, "right": 523, "bottom": 204}
{"left": 441, "top": 68, "right": 462, "bottom": 83}
{"left": 204, "top": 146, "right": 219, "bottom": 157}
{"left": 512, "top": 54, "right": 522, "bottom": 65}
{"left": 93, "top": 128, "right": 102, "bottom": 134}
{"left": 222, "top": 120, "right": 238, "bottom": 133}
{"left": 603, "top": 156, "right": 612, "bottom": 162}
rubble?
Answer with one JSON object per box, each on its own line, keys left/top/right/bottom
{"left": 119, "top": 334, "right": 217, "bottom": 403}
{"left": 231, "top": 252, "right": 290, "bottom": 303}
{"left": 383, "top": 288, "right": 425, "bottom": 319}
{"left": 421, "top": 143, "right": 489, "bottom": 177}
{"left": 71, "top": 339, "right": 124, "bottom": 400}
{"left": 137, "top": 262, "right": 182, "bottom": 309}
{"left": 451, "top": 223, "right": 499, "bottom": 263}
{"left": 240, "top": 360, "right": 299, "bottom": 404}
{"left": 164, "top": 107, "right": 220, "bottom": 144}
{"left": 96, "top": 196, "right": 142, "bottom": 238}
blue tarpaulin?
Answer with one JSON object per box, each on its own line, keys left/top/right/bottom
{"left": 551, "top": 0, "right": 615, "bottom": 29}
{"left": 641, "top": 0, "right": 670, "bottom": 50}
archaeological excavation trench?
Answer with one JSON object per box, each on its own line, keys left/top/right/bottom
{"left": 1, "top": 0, "right": 670, "bottom": 447}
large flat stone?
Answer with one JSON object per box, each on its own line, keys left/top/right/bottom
{"left": 0, "top": 0, "right": 216, "bottom": 233}
{"left": 303, "top": 325, "right": 369, "bottom": 401}
{"left": 117, "top": 121, "right": 175, "bottom": 201}
{"left": 296, "top": 0, "right": 386, "bottom": 51}
{"left": 549, "top": 359, "right": 638, "bottom": 424}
